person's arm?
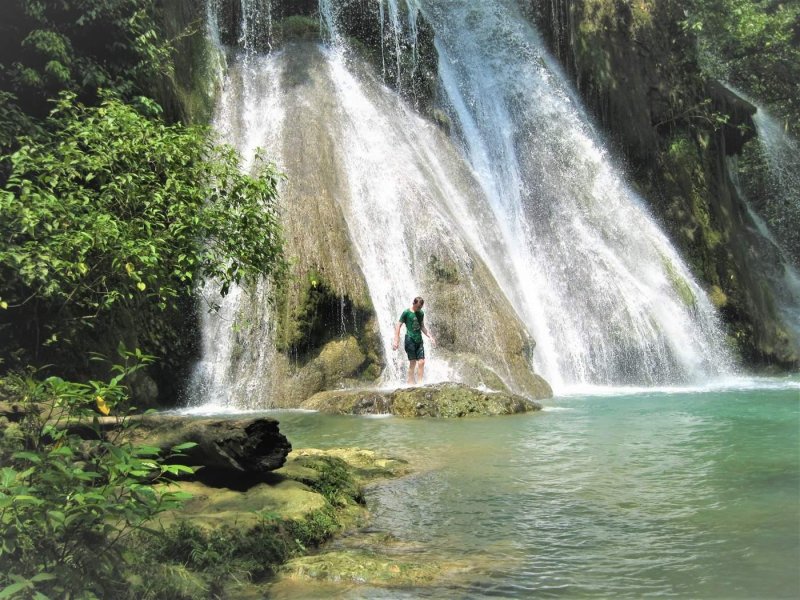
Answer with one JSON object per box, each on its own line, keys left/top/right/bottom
{"left": 392, "top": 320, "right": 403, "bottom": 350}
{"left": 421, "top": 323, "right": 436, "bottom": 347}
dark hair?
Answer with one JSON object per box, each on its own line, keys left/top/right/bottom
{"left": 413, "top": 296, "right": 424, "bottom": 307}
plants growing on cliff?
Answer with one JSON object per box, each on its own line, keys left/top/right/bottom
{"left": 0, "top": 92, "right": 284, "bottom": 369}
{"left": 683, "top": 0, "right": 799, "bottom": 133}
{"left": 0, "top": 350, "right": 196, "bottom": 598}
{"left": 0, "top": 0, "right": 169, "bottom": 121}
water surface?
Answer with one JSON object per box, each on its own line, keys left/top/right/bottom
{"left": 236, "top": 380, "right": 800, "bottom": 598}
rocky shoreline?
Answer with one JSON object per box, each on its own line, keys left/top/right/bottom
{"left": 130, "top": 383, "right": 545, "bottom": 595}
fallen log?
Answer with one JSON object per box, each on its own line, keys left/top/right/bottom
{"left": 2, "top": 402, "right": 292, "bottom": 476}
{"left": 0, "top": 401, "right": 39, "bottom": 422}
{"left": 115, "top": 415, "right": 293, "bottom": 474}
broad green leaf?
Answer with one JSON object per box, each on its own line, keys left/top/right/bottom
{"left": 0, "top": 581, "right": 32, "bottom": 599}
{"left": 12, "top": 452, "right": 42, "bottom": 464}
{"left": 169, "top": 442, "right": 198, "bottom": 452}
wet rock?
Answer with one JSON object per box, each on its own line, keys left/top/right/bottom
{"left": 302, "top": 382, "right": 544, "bottom": 417}
{"left": 280, "top": 447, "right": 411, "bottom": 482}
{"left": 277, "top": 549, "right": 444, "bottom": 586}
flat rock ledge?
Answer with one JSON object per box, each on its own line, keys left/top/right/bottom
{"left": 302, "top": 382, "right": 542, "bottom": 417}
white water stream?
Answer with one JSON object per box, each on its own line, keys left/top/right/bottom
{"left": 733, "top": 106, "right": 800, "bottom": 351}
{"left": 191, "top": 0, "right": 738, "bottom": 407}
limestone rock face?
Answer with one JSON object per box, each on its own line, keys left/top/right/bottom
{"left": 302, "top": 382, "right": 546, "bottom": 417}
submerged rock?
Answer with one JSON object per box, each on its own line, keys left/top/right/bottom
{"left": 277, "top": 549, "right": 444, "bottom": 586}
{"left": 302, "top": 382, "right": 544, "bottom": 417}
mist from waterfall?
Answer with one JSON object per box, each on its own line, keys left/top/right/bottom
{"left": 190, "top": 0, "right": 738, "bottom": 407}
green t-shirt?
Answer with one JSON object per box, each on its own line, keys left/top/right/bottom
{"left": 399, "top": 309, "right": 424, "bottom": 343}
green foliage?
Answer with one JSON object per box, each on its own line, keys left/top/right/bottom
{"left": 141, "top": 517, "right": 292, "bottom": 595}
{"left": 300, "top": 456, "right": 365, "bottom": 508}
{"left": 0, "top": 349, "right": 196, "bottom": 599}
{"left": 683, "top": 0, "right": 800, "bottom": 133}
{"left": 0, "top": 0, "right": 171, "bottom": 120}
{"left": 136, "top": 504, "right": 344, "bottom": 597}
{"left": 0, "top": 92, "right": 284, "bottom": 367}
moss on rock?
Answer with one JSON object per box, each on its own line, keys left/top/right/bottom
{"left": 277, "top": 549, "right": 444, "bottom": 586}
{"left": 138, "top": 445, "right": 407, "bottom": 598}
{"left": 302, "top": 382, "right": 545, "bottom": 417}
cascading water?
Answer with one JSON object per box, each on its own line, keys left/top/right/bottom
{"left": 188, "top": 14, "right": 286, "bottom": 408}
{"left": 751, "top": 109, "right": 800, "bottom": 266}
{"left": 726, "top": 105, "right": 800, "bottom": 352}
{"left": 191, "top": 0, "right": 737, "bottom": 408}
{"left": 421, "top": 0, "right": 734, "bottom": 389}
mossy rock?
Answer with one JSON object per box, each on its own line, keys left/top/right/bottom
{"left": 142, "top": 446, "right": 411, "bottom": 597}
{"left": 159, "top": 478, "right": 328, "bottom": 530}
{"left": 302, "top": 382, "right": 543, "bottom": 417}
{"left": 281, "top": 447, "right": 411, "bottom": 483}
{"left": 272, "top": 335, "right": 380, "bottom": 407}
{"left": 317, "top": 336, "right": 367, "bottom": 381}
{"left": 279, "top": 15, "right": 321, "bottom": 41}
{"left": 391, "top": 384, "right": 542, "bottom": 417}
{"left": 277, "top": 549, "right": 444, "bottom": 586}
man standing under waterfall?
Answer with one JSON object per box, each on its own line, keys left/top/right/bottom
{"left": 393, "top": 296, "right": 436, "bottom": 385}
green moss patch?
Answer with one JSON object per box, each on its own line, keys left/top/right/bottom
{"left": 127, "top": 446, "right": 406, "bottom": 598}
{"left": 303, "top": 382, "right": 546, "bottom": 417}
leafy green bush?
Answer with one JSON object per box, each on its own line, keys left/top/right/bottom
{"left": 0, "top": 349, "right": 196, "bottom": 599}
{"left": 0, "top": 92, "right": 284, "bottom": 369}
{"left": 0, "top": 0, "right": 169, "bottom": 120}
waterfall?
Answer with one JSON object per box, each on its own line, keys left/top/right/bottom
{"left": 422, "top": 0, "right": 733, "bottom": 388}
{"left": 191, "top": 0, "right": 737, "bottom": 408}
{"left": 189, "top": 9, "right": 286, "bottom": 408}
{"left": 752, "top": 110, "right": 800, "bottom": 267}
{"left": 751, "top": 110, "right": 800, "bottom": 344}
{"left": 725, "top": 105, "right": 800, "bottom": 352}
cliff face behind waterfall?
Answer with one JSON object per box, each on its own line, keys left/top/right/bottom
{"left": 69, "top": 0, "right": 796, "bottom": 407}
{"left": 530, "top": 0, "right": 800, "bottom": 370}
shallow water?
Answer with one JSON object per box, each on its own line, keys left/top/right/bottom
{"left": 189, "top": 379, "right": 800, "bottom": 598}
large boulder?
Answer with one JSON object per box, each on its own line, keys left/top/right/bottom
{"left": 302, "top": 382, "right": 544, "bottom": 417}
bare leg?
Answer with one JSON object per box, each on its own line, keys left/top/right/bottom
{"left": 407, "top": 360, "right": 417, "bottom": 384}
{"left": 416, "top": 359, "right": 425, "bottom": 383}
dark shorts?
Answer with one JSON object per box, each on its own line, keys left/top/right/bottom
{"left": 404, "top": 336, "right": 425, "bottom": 361}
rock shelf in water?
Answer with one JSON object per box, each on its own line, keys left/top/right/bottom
{"left": 302, "top": 382, "right": 543, "bottom": 417}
